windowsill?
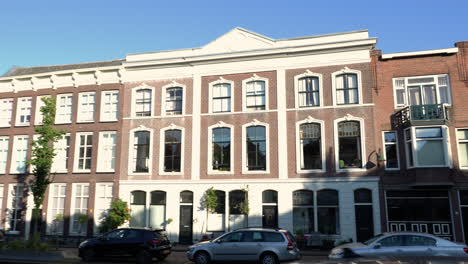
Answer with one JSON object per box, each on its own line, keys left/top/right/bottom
{"left": 51, "top": 170, "right": 68, "bottom": 174}
{"left": 72, "top": 170, "right": 91, "bottom": 174}
{"left": 297, "top": 169, "right": 325, "bottom": 174}
{"left": 297, "top": 105, "right": 321, "bottom": 109}
{"left": 0, "top": 124, "right": 11, "bottom": 128}
{"left": 159, "top": 172, "right": 183, "bottom": 176}
{"left": 15, "top": 123, "right": 30, "bottom": 127}
{"left": 336, "top": 168, "right": 366, "bottom": 173}
{"left": 76, "top": 120, "right": 95, "bottom": 124}
{"left": 99, "top": 120, "right": 118, "bottom": 123}
{"left": 128, "top": 172, "right": 151, "bottom": 176}
{"left": 333, "top": 103, "right": 361, "bottom": 107}
{"left": 9, "top": 171, "right": 27, "bottom": 174}
{"left": 243, "top": 109, "right": 269, "bottom": 113}
{"left": 34, "top": 123, "right": 43, "bottom": 126}
{"left": 208, "top": 171, "right": 234, "bottom": 175}
{"left": 96, "top": 170, "right": 115, "bottom": 173}
{"left": 241, "top": 170, "right": 270, "bottom": 175}
{"left": 55, "top": 121, "right": 72, "bottom": 125}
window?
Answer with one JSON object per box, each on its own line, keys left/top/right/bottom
{"left": 405, "top": 235, "right": 436, "bottom": 246}
{"left": 229, "top": 190, "right": 248, "bottom": 230}
{"left": 130, "top": 191, "right": 146, "bottom": 227}
{"left": 0, "top": 98, "right": 13, "bottom": 127}
{"left": 150, "top": 191, "right": 166, "bottom": 229}
{"left": 379, "top": 236, "right": 404, "bottom": 247}
{"left": 219, "top": 231, "right": 243, "bottom": 242}
{"left": 338, "top": 121, "right": 362, "bottom": 169}
{"left": 77, "top": 92, "right": 96, "bottom": 122}
{"left": 211, "top": 127, "right": 231, "bottom": 172}
{"left": 34, "top": 95, "right": 48, "bottom": 125}
{"left": 135, "top": 89, "right": 152, "bottom": 116}
{"left": 245, "top": 81, "right": 266, "bottom": 110}
{"left": 180, "top": 191, "right": 193, "bottom": 204}
{"left": 262, "top": 231, "right": 284, "bottom": 242}
{"left": 94, "top": 183, "right": 113, "bottom": 233}
{"left": 163, "top": 129, "right": 182, "bottom": 173}
{"left": 0, "top": 137, "right": 9, "bottom": 174}
{"left": 299, "top": 123, "right": 322, "bottom": 170}
{"left": 393, "top": 74, "right": 451, "bottom": 108}
{"left": 207, "top": 190, "right": 226, "bottom": 231}
{"left": 97, "top": 131, "right": 117, "bottom": 172}
{"left": 52, "top": 134, "right": 70, "bottom": 173}
{"left": 71, "top": 183, "right": 89, "bottom": 235}
{"left": 16, "top": 97, "right": 32, "bottom": 126}
{"left": 335, "top": 73, "right": 358, "bottom": 105}
{"left": 7, "top": 184, "right": 24, "bottom": 233}
{"left": 262, "top": 190, "right": 278, "bottom": 228}
{"left": 317, "top": 189, "right": 339, "bottom": 235}
{"left": 56, "top": 94, "right": 73, "bottom": 124}
{"left": 10, "top": 135, "right": 28, "bottom": 174}
{"left": 383, "top": 131, "right": 399, "bottom": 169}
{"left": 100, "top": 90, "right": 119, "bottom": 121}
{"left": 212, "top": 83, "right": 231, "bottom": 113}
{"left": 293, "top": 190, "right": 314, "bottom": 234}
{"left": 457, "top": 129, "right": 468, "bottom": 168}
{"left": 164, "top": 87, "right": 183, "bottom": 115}
{"left": 48, "top": 183, "right": 66, "bottom": 234}
{"left": 297, "top": 77, "right": 320, "bottom": 107}
{"left": 246, "top": 126, "right": 266, "bottom": 171}
{"left": 405, "top": 126, "right": 449, "bottom": 167}
{"left": 0, "top": 185, "right": 3, "bottom": 217}
{"left": 74, "top": 133, "right": 93, "bottom": 172}
{"left": 133, "top": 131, "right": 150, "bottom": 173}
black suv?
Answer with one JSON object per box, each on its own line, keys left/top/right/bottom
{"left": 78, "top": 228, "right": 171, "bottom": 263}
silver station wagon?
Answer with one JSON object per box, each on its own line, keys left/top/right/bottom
{"left": 329, "top": 232, "right": 468, "bottom": 259}
{"left": 187, "top": 227, "right": 301, "bottom": 264}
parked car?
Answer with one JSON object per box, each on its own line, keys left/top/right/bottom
{"left": 187, "top": 227, "right": 301, "bottom": 264}
{"left": 78, "top": 227, "right": 172, "bottom": 263}
{"left": 329, "top": 232, "right": 468, "bottom": 259}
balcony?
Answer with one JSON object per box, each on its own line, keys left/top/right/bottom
{"left": 392, "top": 104, "right": 449, "bottom": 128}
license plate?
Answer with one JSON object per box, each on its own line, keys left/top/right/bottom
{"left": 162, "top": 249, "right": 171, "bottom": 254}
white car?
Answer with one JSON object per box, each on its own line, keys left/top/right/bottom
{"left": 329, "top": 232, "right": 468, "bottom": 259}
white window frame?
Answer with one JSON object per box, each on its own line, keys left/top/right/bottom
{"left": 161, "top": 81, "right": 186, "bottom": 116}
{"left": 295, "top": 117, "right": 326, "bottom": 173}
{"left": 131, "top": 83, "right": 155, "bottom": 117}
{"left": 77, "top": 92, "right": 96, "bottom": 123}
{"left": 159, "top": 125, "right": 185, "bottom": 175}
{"left": 242, "top": 74, "right": 269, "bottom": 112}
{"left": 331, "top": 68, "right": 363, "bottom": 106}
{"left": 128, "top": 126, "right": 154, "bottom": 176}
{"left": 100, "top": 90, "right": 119, "bottom": 122}
{"left": 241, "top": 120, "right": 270, "bottom": 174}
{"left": 207, "top": 122, "right": 234, "bottom": 175}
{"left": 70, "top": 183, "right": 89, "bottom": 235}
{"left": 73, "top": 132, "right": 93, "bottom": 173}
{"left": 97, "top": 131, "right": 117, "bottom": 172}
{"left": 51, "top": 134, "right": 71, "bottom": 173}
{"left": 34, "top": 95, "right": 49, "bottom": 125}
{"left": 10, "top": 135, "right": 29, "bottom": 174}
{"left": 6, "top": 183, "right": 24, "bottom": 234}
{"left": 333, "top": 115, "right": 366, "bottom": 172}
{"left": 0, "top": 184, "right": 3, "bottom": 219}
{"left": 208, "top": 78, "right": 234, "bottom": 113}
{"left": 382, "top": 131, "right": 400, "bottom": 170}
{"left": 46, "top": 183, "right": 66, "bottom": 234}
{"left": 94, "top": 182, "right": 113, "bottom": 234}
{"left": 55, "top": 93, "right": 73, "bottom": 124}
{"left": 0, "top": 98, "right": 13, "bottom": 127}
{"left": 0, "top": 136, "right": 9, "bottom": 174}
{"left": 392, "top": 74, "right": 452, "bottom": 109}
{"left": 456, "top": 128, "right": 468, "bottom": 170}
{"left": 404, "top": 125, "right": 451, "bottom": 168}
{"left": 15, "top": 96, "right": 32, "bottom": 126}
{"left": 294, "top": 70, "right": 323, "bottom": 108}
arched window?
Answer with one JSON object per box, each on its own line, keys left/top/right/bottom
{"left": 207, "top": 190, "right": 226, "bottom": 232}
{"left": 338, "top": 121, "right": 362, "bottom": 169}
{"left": 212, "top": 127, "right": 231, "bottom": 171}
{"left": 150, "top": 191, "right": 166, "bottom": 229}
{"left": 164, "top": 129, "right": 182, "bottom": 172}
{"left": 229, "top": 190, "right": 248, "bottom": 230}
{"left": 135, "top": 89, "right": 152, "bottom": 116}
{"left": 298, "top": 77, "right": 320, "bottom": 107}
{"left": 293, "top": 190, "right": 314, "bottom": 234}
{"left": 133, "top": 131, "right": 150, "bottom": 173}
{"left": 335, "top": 73, "right": 358, "bottom": 105}
{"left": 299, "top": 123, "right": 322, "bottom": 170}
{"left": 130, "top": 191, "right": 146, "bottom": 227}
{"left": 246, "top": 126, "right": 266, "bottom": 171}
{"left": 317, "top": 189, "right": 339, "bottom": 234}
{"left": 180, "top": 191, "right": 193, "bottom": 204}
{"left": 262, "top": 190, "right": 278, "bottom": 228}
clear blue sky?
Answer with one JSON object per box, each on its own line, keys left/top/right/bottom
{"left": 0, "top": 0, "right": 466, "bottom": 76}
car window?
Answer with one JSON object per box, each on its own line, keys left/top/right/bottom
{"left": 220, "top": 232, "right": 243, "bottom": 242}
{"left": 263, "top": 232, "right": 284, "bottom": 242}
{"left": 242, "top": 231, "right": 263, "bottom": 242}
{"left": 124, "top": 229, "right": 141, "bottom": 239}
{"left": 105, "top": 229, "right": 126, "bottom": 240}
{"left": 379, "top": 236, "right": 404, "bottom": 247}
{"left": 405, "top": 235, "right": 436, "bottom": 246}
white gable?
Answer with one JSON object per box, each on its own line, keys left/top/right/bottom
{"left": 201, "top": 28, "right": 275, "bottom": 54}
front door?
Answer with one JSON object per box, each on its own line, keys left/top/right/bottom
{"left": 262, "top": 206, "right": 278, "bottom": 228}
{"left": 355, "top": 205, "right": 374, "bottom": 242}
{"left": 179, "top": 205, "right": 193, "bottom": 244}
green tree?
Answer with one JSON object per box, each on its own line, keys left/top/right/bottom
{"left": 28, "top": 97, "right": 66, "bottom": 235}
{"left": 99, "top": 198, "right": 132, "bottom": 233}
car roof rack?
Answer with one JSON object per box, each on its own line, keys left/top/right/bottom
{"left": 234, "top": 226, "right": 284, "bottom": 231}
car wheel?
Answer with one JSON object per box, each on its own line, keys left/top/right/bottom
{"left": 260, "top": 252, "right": 278, "bottom": 264}
{"left": 81, "top": 248, "right": 94, "bottom": 262}
{"left": 156, "top": 254, "right": 169, "bottom": 261}
{"left": 136, "top": 250, "right": 152, "bottom": 264}
{"left": 194, "top": 251, "right": 210, "bottom": 264}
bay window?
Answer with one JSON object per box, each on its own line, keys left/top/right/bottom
{"left": 405, "top": 126, "right": 449, "bottom": 167}
{"left": 393, "top": 74, "right": 451, "bottom": 108}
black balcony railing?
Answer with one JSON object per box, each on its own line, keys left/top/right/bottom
{"left": 392, "top": 104, "right": 449, "bottom": 128}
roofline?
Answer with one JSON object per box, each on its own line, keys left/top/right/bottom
{"left": 381, "top": 47, "right": 458, "bottom": 59}
{"left": 277, "top": 29, "right": 369, "bottom": 42}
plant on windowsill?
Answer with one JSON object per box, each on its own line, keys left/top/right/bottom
{"left": 98, "top": 198, "right": 132, "bottom": 233}
{"left": 204, "top": 187, "right": 219, "bottom": 214}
